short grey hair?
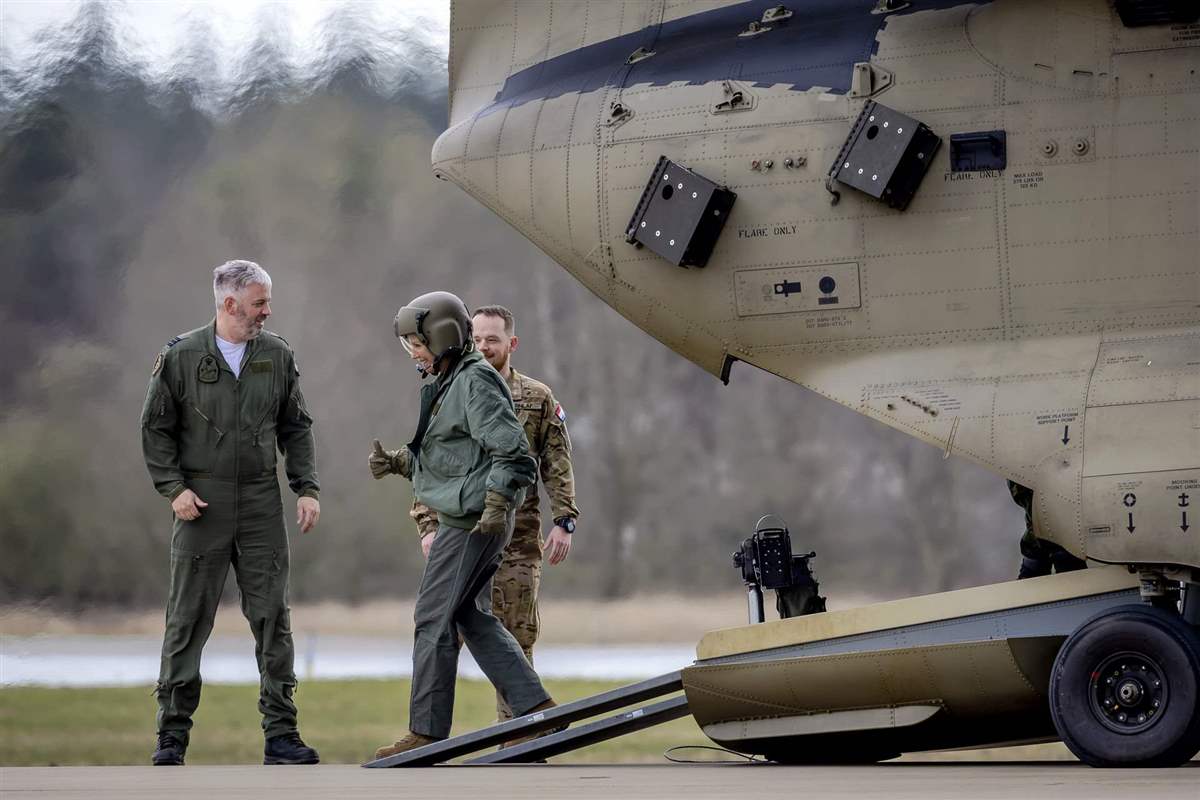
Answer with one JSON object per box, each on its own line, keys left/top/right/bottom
{"left": 213, "top": 260, "right": 272, "bottom": 308}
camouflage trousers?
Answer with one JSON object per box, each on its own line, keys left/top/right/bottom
{"left": 490, "top": 510, "right": 543, "bottom": 721}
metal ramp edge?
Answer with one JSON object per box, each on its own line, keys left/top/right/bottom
{"left": 467, "top": 695, "right": 691, "bottom": 764}
{"left": 363, "top": 670, "right": 686, "bottom": 767}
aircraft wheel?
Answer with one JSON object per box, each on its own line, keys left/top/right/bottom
{"left": 1050, "top": 603, "right": 1200, "bottom": 767}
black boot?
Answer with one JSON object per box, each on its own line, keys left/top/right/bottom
{"left": 152, "top": 732, "right": 186, "bottom": 766}
{"left": 264, "top": 732, "right": 320, "bottom": 765}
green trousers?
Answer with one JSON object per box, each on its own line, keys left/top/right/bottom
{"left": 410, "top": 507, "right": 550, "bottom": 739}
{"left": 156, "top": 477, "right": 298, "bottom": 743}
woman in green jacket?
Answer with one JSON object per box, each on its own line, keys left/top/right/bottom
{"left": 369, "top": 291, "right": 556, "bottom": 759}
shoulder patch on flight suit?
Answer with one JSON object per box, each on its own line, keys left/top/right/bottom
{"left": 151, "top": 352, "right": 164, "bottom": 377}
{"left": 198, "top": 354, "right": 220, "bottom": 383}
{"left": 166, "top": 335, "right": 183, "bottom": 348}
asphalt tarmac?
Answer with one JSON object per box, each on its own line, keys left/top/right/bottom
{"left": 3, "top": 763, "right": 1195, "bottom": 799}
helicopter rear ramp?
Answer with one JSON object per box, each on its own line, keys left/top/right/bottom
{"left": 684, "top": 567, "right": 1142, "bottom": 762}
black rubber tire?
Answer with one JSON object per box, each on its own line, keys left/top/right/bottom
{"left": 1049, "top": 603, "right": 1200, "bottom": 767}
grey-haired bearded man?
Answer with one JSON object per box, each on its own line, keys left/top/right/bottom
{"left": 141, "top": 259, "right": 320, "bottom": 766}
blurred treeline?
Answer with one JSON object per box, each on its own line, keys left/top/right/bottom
{"left": 0, "top": 2, "right": 1021, "bottom": 611}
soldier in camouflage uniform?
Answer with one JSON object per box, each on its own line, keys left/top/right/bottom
{"left": 411, "top": 305, "right": 579, "bottom": 720}
{"left": 1009, "top": 479, "right": 1086, "bottom": 579}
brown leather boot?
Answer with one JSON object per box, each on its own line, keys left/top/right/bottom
{"left": 502, "top": 699, "right": 567, "bottom": 748}
{"left": 373, "top": 731, "right": 441, "bottom": 760}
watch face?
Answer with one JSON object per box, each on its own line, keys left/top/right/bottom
{"left": 559, "top": 518, "right": 575, "bottom": 533}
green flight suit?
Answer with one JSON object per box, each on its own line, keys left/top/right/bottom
{"left": 405, "top": 347, "right": 545, "bottom": 739}
{"left": 141, "top": 321, "right": 319, "bottom": 743}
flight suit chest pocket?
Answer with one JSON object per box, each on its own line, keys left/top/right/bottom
{"left": 184, "top": 405, "right": 225, "bottom": 474}
{"left": 245, "top": 361, "right": 277, "bottom": 473}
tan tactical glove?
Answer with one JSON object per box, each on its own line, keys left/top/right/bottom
{"left": 370, "top": 439, "right": 412, "bottom": 480}
{"left": 473, "top": 490, "right": 510, "bottom": 536}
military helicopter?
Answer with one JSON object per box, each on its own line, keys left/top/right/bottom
{"left": 391, "top": 0, "right": 1200, "bottom": 768}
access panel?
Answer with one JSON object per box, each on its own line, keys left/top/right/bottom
{"left": 829, "top": 100, "right": 941, "bottom": 210}
{"left": 625, "top": 156, "right": 737, "bottom": 268}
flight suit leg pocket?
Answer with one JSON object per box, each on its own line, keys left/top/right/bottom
{"left": 165, "top": 548, "right": 210, "bottom": 623}
{"left": 161, "top": 544, "right": 226, "bottom": 666}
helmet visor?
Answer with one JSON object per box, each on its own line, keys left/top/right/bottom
{"left": 394, "top": 305, "right": 428, "bottom": 346}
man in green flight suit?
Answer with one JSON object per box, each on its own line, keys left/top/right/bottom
{"left": 141, "top": 260, "right": 321, "bottom": 766}
{"left": 369, "top": 291, "right": 560, "bottom": 759}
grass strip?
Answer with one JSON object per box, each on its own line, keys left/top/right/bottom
{"left": 0, "top": 678, "right": 716, "bottom": 766}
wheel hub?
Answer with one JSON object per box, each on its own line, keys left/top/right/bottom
{"left": 1090, "top": 653, "right": 1167, "bottom": 734}
{"left": 1116, "top": 679, "right": 1142, "bottom": 706}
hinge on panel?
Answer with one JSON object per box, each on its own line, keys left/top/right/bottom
{"left": 713, "top": 81, "right": 755, "bottom": 113}
{"left": 761, "top": 5, "right": 793, "bottom": 24}
{"left": 849, "top": 62, "right": 894, "bottom": 98}
{"left": 605, "top": 100, "right": 633, "bottom": 127}
{"left": 625, "top": 47, "right": 655, "bottom": 65}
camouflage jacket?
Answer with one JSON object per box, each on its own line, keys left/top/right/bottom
{"left": 140, "top": 321, "right": 319, "bottom": 500}
{"left": 411, "top": 365, "right": 578, "bottom": 536}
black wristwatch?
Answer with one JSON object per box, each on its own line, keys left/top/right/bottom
{"left": 554, "top": 516, "right": 576, "bottom": 533}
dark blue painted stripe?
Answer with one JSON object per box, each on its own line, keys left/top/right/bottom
{"left": 487, "top": 0, "right": 988, "bottom": 112}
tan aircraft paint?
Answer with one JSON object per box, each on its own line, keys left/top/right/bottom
{"left": 684, "top": 636, "right": 1066, "bottom": 753}
{"left": 434, "top": 0, "right": 1200, "bottom": 573}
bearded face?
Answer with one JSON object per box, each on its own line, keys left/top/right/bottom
{"left": 226, "top": 282, "right": 272, "bottom": 340}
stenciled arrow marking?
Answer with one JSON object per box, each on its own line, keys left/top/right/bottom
{"left": 1183, "top": 511, "right": 1190, "bottom": 533}
{"left": 774, "top": 280, "right": 802, "bottom": 298}
{"left": 1061, "top": 424, "right": 1070, "bottom": 445}
{"left": 1127, "top": 512, "right": 1136, "bottom": 534}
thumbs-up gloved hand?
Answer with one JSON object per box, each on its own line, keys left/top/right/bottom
{"left": 369, "top": 439, "right": 412, "bottom": 480}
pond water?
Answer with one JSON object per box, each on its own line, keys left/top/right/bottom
{"left": 0, "top": 635, "right": 697, "bottom": 687}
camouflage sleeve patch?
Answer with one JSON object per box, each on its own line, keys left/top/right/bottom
{"left": 540, "top": 390, "right": 579, "bottom": 522}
